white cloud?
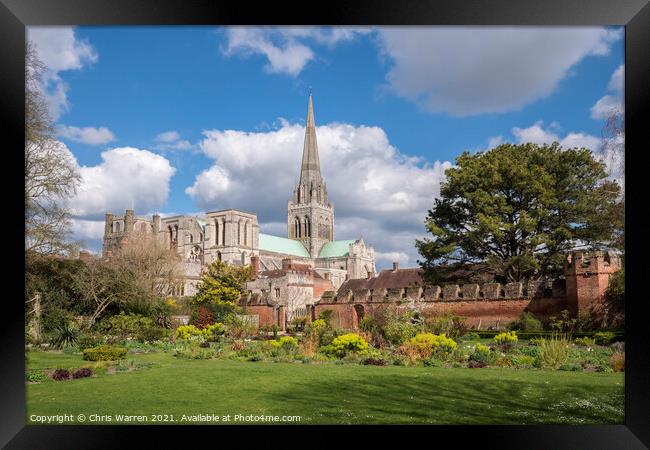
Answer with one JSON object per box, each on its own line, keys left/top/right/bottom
{"left": 591, "top": 64, "right": 624, "bottom": 120}
{"left": 28, "top": 27, "right": 98, "bottom": 120}
{"left": 155, "top": 131, "right": 181, "bottom": 142}
{"left": 186, "top": 120, "right": 452, "bottom": 268}
{"left": 222, "top": 27, "right": 371, "bottom": 76}
{"left": 69, "top": 147, "right": 176, "bottom": 220}
{"left": 154, "top": 131, "right": 196, "bottom": 152}
{"left": 56, "top": 125, "right": 116, "bottom": 146}
{"left": 608, "top": 64, "right": 624, "bottom": 93}
{"left": 376, "top": 27, "right": 622, "bottom": 116}
{"left": 512, "top": 120, "right": 601, "bottom": 152}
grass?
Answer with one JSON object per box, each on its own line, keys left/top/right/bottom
{"left": 26, "top": 350, "right": 624, "bottom": 425}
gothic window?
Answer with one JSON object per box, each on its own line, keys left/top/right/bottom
{"left": 237, "top": 219, "right": 242, "bottom": 245}
{"left": 297, "top": 186, "right": 301, "bottom": 203}
{"left": 275, "top": 288, "right": 281, "bottom": 298}
{"left": 295, "top": 217, "right": 301, "bottom": 238}
{"left": 215, "top": 220, "right": 220, "bottom": 246}
{"left": 241, "top": 252, "right": 246, "bottom": 264}
{"left": 114, "top": 222, "right": 121, "bottom": 232}
{"left": 244, "top": 221, "right": 249, "bottom": 246}
{"left": 222, "top": 219, "right": 226, "bottom": 246}
{"left": 189, "top": 234, "right": 194, "bottom": 244}
{"left": 304, "top": 216, "right": 311, "bottom": 237}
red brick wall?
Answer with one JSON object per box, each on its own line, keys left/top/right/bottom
{"left": 315, "top": 297, "right": 569, "bottom": 330}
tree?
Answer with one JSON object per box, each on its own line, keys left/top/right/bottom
{"left": 108, "top": 230, "right": 183, "bottom": 299}
{"left": 73, "top": 258, "right": 147, "bottom": 327}
{"left": 416, "top": 142, "right": 623, "bottom": 282}
{"left": 193, "top": 260, "right": 252, "bottom": 306}
{"left": 25, "top": 40, "right": 81, "bottom": 256}
{"left": 603, "top": 268, "right": 624, "bottom": 327}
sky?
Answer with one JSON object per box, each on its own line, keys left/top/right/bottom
{"left": 27, "top": 26, "right": 624, "bottom": 270}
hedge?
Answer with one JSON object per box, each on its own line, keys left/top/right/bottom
{"left": 82, "top": 345, "right": 128, "bottom": 361}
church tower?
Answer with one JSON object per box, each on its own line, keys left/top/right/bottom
{"left": 287, "top": 93, "right": 334, "bottom": 257}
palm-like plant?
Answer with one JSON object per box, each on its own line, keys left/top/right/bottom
{"left": 50, "top": 322, "right": 81, "bottom": 349}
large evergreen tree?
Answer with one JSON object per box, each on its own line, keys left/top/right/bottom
{"left": 416, "top": 142, "right": 623, "bottom": 282}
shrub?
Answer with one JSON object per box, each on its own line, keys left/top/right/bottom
{"left": 463, "top": 332, "right": 480, "bottom": 341}
{"left": 558, "top": 363, "right": 583, "bottom": 372}
{"left": 574, "top": 336, "right": 596, "bottom": 346}
{"left": 72, "top": 368, "right": 93, "bottom": 379}
{"left": 594, "top": 331, "right": 616, "bottom": 345}
{"left": 383, "top": 312, "right": 419, "bottom": 345}
{"left": 175, "top": 323, "right": 224, "bottom": 342}
{"left": 511, "top": 354, "right": 536, "bottom": 368}
{"left": 224, "top": 315, "right": 257, "bottom": 340}
{"left": 495, "top": 356, "right": 514, "bottom": 368}
{"left": 231, "top": 340, "right": 245, "bottom": 352}
{"left": 192, "top": 305, "right": 215, "bottom": 329}
{"left": 469, "top": 343, "right": 494, "bottom": 365}
{"left": 270, "top": 336, "right": 299, "bottom": 351}
{"left": 259, "top": 324, "right": 280, "bottom": 339}
{"left": 51, "top": 369, "right": 71, "bottom": 381}
{"left": 493, "top": 331, "right": 518, "bottom": 350}
{"left": 318, "top": 309, "right": 334, "bottom": 326}
{"left": 536, "top": 336, "right": 569, "bottom": 370}
{"left": 508, "top": 312, "right": 543, "bottom": 332}
{"left": 199, "top": 341, "right": 210, "bottom": 348}
{"left": 26, "top": 370, "right": 47, "bottom": 383}
{"left": 425, "top": 313, "right": 467, "bottom": 338}
{"left": 362, "top": 357, "right": 387, "bottom": 366}
{"left": 405, "top": 333, "right": 458, "bottom": 360}
{"left": 328, "top": 333, "right": 369, "bottom": 358}
{"left": 50, "top": 322, "right": 81, "bottom": 349}
{"left": 611, "top": 350, "right": 625, "bottom": 372}
{"left": 288, "top": 316, "right": 309, "bottom": 333}
{"left": 82, "top": 345, "right": 128, "bottom": 361}
{"left": 468, "top": 360, "right": 487, "bottom": 369}
{"left": 76, "top": 333, "right": 104, "bottom": 351}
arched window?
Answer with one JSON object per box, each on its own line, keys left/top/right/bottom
{"left": 217, "top": 251, "right": 222, "bottom": 261}
{"left": 295, "top": 217, "right": 301, "bottom": 238}
{"left": 168, "top": 226, "right": 173, "bottom": 248}
{"left": 189, "top": 234, "right": 194, "bottom": 244}
{"left": 244, "top": 221, "right": 249, "bottom": 246}
{"left": 222, "top": 219, "right": 226, "bottom": 246}
{"left": 241, "top": 252, "right": 246, "bottom": 264}
{"left": 237, "top": 219, "right": 242, "bottom": 245}
{"left": 215, "top": 220, "right": 220, "bottom": 246}
{"left": 114, "top": 222, "right": 121, "bottom": 232}
{"left": 304, "top": 216, "right": 311, "bottom": 237}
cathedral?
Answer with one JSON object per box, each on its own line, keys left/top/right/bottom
{"left": 102, "top": 94, "right": 376, "bottom": 300}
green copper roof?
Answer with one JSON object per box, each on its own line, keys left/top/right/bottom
{"left": 318, "top": 240, "right": 356, "bottom": 258}
{"left": 259, "top": 233, "right": 310, "bottom": 257}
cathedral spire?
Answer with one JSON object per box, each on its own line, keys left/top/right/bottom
{"left": 300, "top": 92, "right": 322, "bottom": 183}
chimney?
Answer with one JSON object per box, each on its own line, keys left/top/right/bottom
{"left": 392, "top": 261, "right": 399, "bottom": 271}
{"left": 251, "top": 255, "right": 260, "bottom": 278}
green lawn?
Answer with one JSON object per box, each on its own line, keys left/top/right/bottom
{"left": 26, "top": 351, "right": 624, "bottom": 425}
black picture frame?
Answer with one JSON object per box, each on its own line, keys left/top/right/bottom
{"left": 2, "top": 0, "right": 648, "bottom": 447}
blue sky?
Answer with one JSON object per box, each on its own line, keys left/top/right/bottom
{"left": 28, "top": 26, "right": 624, "bottom": 269}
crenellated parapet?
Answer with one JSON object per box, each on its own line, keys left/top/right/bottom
{"left": 318, "top": 279, "right": 567, "bottom": 305}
